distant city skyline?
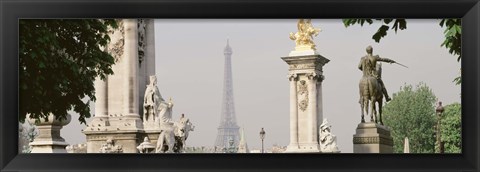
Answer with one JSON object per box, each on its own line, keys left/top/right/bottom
{"left": 59, "top": 19, "right": 460, "bottom": 153}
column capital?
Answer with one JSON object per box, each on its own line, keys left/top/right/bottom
{"left": 318, "top": 75, "right": 325, "bottom": 82}
{"left": 307, "top": 72, "right": 319, "bottom": 80}
{"left": 288, "top": 73, "right": 298, "bottom": 81}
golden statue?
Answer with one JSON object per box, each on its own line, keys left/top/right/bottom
{"left": 289, "top": 19, "right": 321, "bottom": 51}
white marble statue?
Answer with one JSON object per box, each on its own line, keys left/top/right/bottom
{"left": 156, "top": 123, "right": 175, "bottom": 153}
{"left": 177, "top": 114, "right": 195, "bottom": 142}
{"left": 174, "top": 114, "right": 195, "bottom": 153}
{"left": 156, "top": 114, "right": 195, "bottom": 153}
{"left": 319, "top": 119, "right": 339, "bottom": 153}
{"left": 143, "top": 75, "right": 163, "bottom": 127}
{"left": 158, "top": 97, "right": 174, "bottom": 126}
{"left": 154, "top": 96, "right": 175, "bottom": 153}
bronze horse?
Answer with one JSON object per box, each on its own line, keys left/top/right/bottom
{"left": 359, "top": 63, "right": 385, "bottom": 125}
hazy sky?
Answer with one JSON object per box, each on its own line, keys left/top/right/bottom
{"left": 60, "top": 19, "right": 460, "bottom": 153}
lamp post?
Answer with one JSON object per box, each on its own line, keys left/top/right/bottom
{"left": 435, "top": 101, "right": 444, "bottom": 153}
{"left": 259, "top": 128, "right": 266, "bottom": 153}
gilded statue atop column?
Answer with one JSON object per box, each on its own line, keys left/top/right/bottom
{"left": 289, "top": 19, "right": 321, "bottom": 51}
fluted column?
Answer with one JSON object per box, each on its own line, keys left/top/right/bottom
{"left": 316, "top": 75, "right": 324, "bottom": 139}
{"left": 145, "top": 19, "right": 156, "bottom": 76}
{"left": 94, "top": 77, "right": 108, "bottom": 117}
{"left": 308, "top": 73, "right": 318, "bottom": 144}
{"left": 288, "top": 74, "right": 299, "bottom": 147}
{"left": 123, "top": 19, "right": 140, "bottom": 117}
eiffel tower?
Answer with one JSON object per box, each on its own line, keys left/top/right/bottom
{"left": 214, "top": 39, "right": 240, "bottom": 149}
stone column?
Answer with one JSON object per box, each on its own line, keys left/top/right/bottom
{"left": 94, "top": 77, "right": 108, "bottom": 117}
{"left": 288, "top": 74, "right": 299, "bottom": 149}
{"left": 145, "top": 19, "right": 156, "bottom": 76}
{"left": 123, "top": 19, "right": 139, "bottom": 117}
{"left": 282, "top": 55, "right": 329, "bottom": 153}
{"left": 307, "top": 73, "right": 318, "bottom": 145}
{"left": 316, "top": 75, "right": 324, "bottom": 139}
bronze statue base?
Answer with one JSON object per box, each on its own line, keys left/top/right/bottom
{"left": 353, "top": 122, "right": 393, "bottom": 153}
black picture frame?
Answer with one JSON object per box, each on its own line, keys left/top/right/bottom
{"left": 1, "top": 0, "right": 479, "bottom": 171}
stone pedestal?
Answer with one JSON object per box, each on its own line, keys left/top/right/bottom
{"left": 353, "top": 122, "right": 393, "bottom": 153}
{"left": 282, "top": 53, "right": 329, "bottom": 153}
{"left": 28, "top": 113, "right": 71, "bottom": 153}
{"left": 83, "top": 116, "right": 144, "bottom": 153}
{"left": 143, "top": 130, "right": 161, "bottom": 146}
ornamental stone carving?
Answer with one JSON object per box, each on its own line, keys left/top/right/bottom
{"left": 307, "top": 72, "right": 319, "bottom": 80}
{"left": 297, "top": 80, "right": 309, "bottom": 111}
{"left": 289, "top": 63, "right": 316, "bottom": 70}
{"left": 318, "top": 75, "right": 325, "bottom": 82}
{"left": 107, "top": 20, "right": 125, "bottom": 62}
{"left": 137, "top": 19, "right": 146, "bottom": 64}
{"left": 288, "top": 73, "right": 298, "bottom": 81}
{"left": 99, "top": 138, "right": 124, "bottom": 153}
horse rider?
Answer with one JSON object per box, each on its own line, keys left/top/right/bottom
{"left": 358, "top": 45, "right": 396, "bottom": 102}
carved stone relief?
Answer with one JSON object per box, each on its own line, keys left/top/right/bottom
{"left": 289, "top": 63, "right": 316, "bottom": 70}
{"left": 107, "top": 20, "right": 124, "bottom": 62}
{"left": 137, "top": 19, "right": 146, "bottom": 65}
{"left": 297, "top": 80, "right": 309, "bottom": 111}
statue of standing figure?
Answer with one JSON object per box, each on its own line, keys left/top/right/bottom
{"left": 143, "top": 75, "right": 163, "bottom": 128}
{"left": 358, "top": 46, "right": 398, "bottom": 125}
{"left": 289, "top": 19, "right": 321, "bottom": 51}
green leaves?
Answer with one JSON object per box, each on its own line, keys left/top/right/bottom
{"left": 343, "top": 19, "right": 373, "bottom": 27}
{"left": 439, "top": 19, "right": 461, "bottom": 62}
{"left": 373, "top": 25, "right": 390, "bottom": 42}
{"left": 392, "top": 19, "right": 407, "bottom": 33}
{"left": 19, "top": 19, "right": 117, "bottom": 123}
{"left": 343, "top": 19, "right": 407, "bottom": 43}
{"left": 382, "top": 83, "right": 437, "bottom": 153}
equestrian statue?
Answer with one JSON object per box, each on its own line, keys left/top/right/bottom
{"left": 358, "top": 46, "right": 407, "bottom": 125}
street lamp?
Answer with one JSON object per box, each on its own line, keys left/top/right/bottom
{"left": 259, "top": 128, "right": 266, "bottom": 153}
{"left": 435, "top": 101, "right": 445, "bottom": 153}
